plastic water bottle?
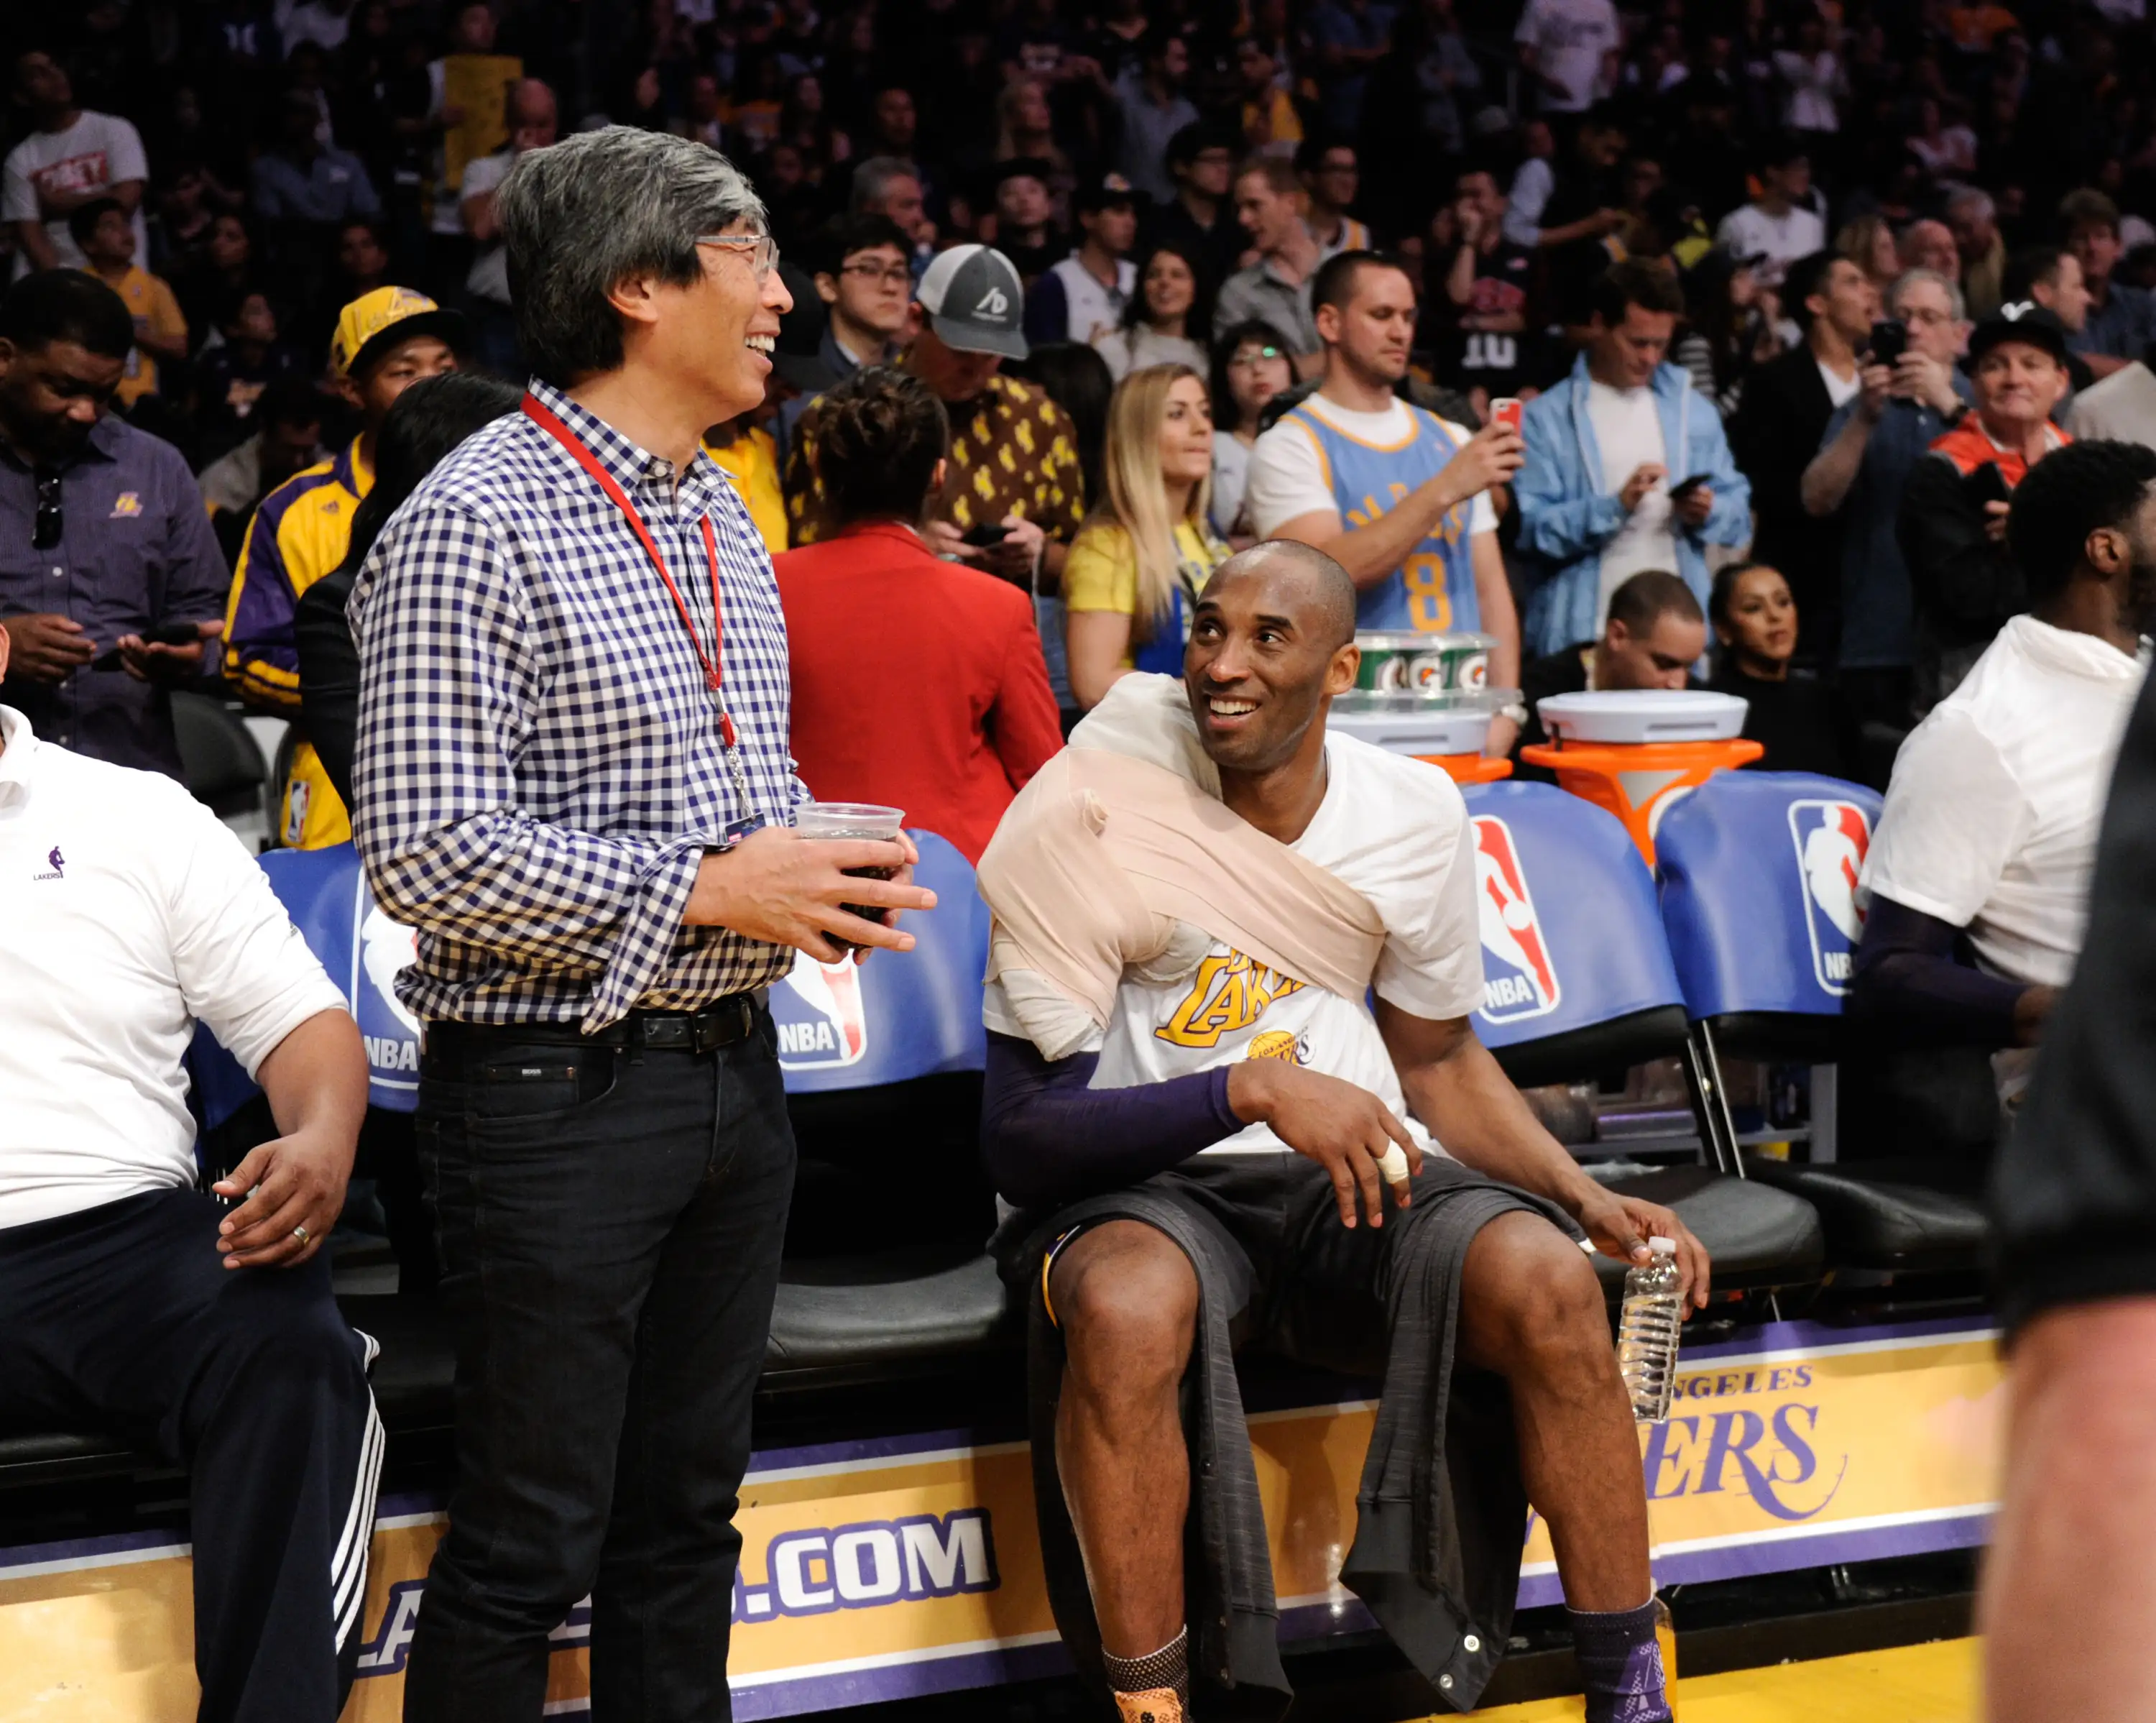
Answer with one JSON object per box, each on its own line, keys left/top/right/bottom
{"left": 1617, "top": 1237, "right": 1684, "bottom": 1423}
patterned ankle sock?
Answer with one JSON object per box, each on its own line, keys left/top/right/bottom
{"left": 1568, "top": 1598, "right": 1673, "bottom": 1723}
{"left": 1103, "top": 1627, "right": 1189, "bottom": 1723}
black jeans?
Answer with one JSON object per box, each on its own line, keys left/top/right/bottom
{"left": 401, "top": 1009, "right": 795, "bottom": 1723}
{"left": 0, "top": 1190, "right": 378, "bottom": 1723}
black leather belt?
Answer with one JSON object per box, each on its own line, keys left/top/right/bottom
{"left": 423, "top": 995, "right": 759, "bottom": 1069}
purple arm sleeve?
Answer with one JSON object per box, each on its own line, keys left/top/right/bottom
{"left": 980, "top": 1031, "right": 1246, "bottom": 1210}
{"left": 1851, "top": 893, "right": 2027, "bottom": 1049}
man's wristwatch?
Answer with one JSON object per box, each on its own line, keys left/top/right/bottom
{"left": 710, "top": 814, "right": 768, "bottom": 853}
{"left": 1497, "top": 700, "right": 1529, "bottom": 727}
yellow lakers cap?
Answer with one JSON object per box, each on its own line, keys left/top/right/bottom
{"left": 330, "top": 285, "right": 468, "bottom": 379}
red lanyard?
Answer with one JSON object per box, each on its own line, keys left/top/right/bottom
{"left": 521, "top": 393, "right": 739, "bottom": 750}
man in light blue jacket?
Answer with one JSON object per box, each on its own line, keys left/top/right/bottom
{"left": 1513, "top": 259, "right": 1752, "bottom": 655}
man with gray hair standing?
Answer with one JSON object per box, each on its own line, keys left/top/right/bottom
{"left": 350, "top": 127, "right": 936, "bottom": 1722}
{"left": 1800, "top": 266, "right": 1973, "bottom": 725}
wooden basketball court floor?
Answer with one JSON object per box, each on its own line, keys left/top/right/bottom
{"left": 1463, "top": 1637, "right": 1978, "bottom": 1722}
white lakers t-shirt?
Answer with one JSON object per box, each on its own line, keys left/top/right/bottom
{"left": 984, "top": 731, "right": 1485, "bottom": 1158}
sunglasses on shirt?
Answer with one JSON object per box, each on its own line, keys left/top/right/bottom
{"left": 32, "top": 472, "right": 62, "bottom": 551}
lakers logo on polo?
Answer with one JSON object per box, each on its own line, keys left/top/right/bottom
{"left": 1157, "top": 951, "right": 1305, "bottom": 1049}
{"left": 32, "top": 845, "right": 64, "bottom": 881}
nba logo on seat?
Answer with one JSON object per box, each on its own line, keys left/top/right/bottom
{"left": 1787, "top": 800, "right": 1872, "bottom": 996}
{"left": 1472, "top": 815, "right": 1561, "bottom": 1023}
{"left": 773, "top": 949, "right": 870, "bottom": 1068}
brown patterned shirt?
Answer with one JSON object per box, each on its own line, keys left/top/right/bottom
{"left": 783, "top": 369, "right": 1087, "bottom": 546}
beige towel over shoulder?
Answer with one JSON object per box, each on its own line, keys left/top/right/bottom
{"left": 977, "top": 674, "right": 1386, "bottom": 1058}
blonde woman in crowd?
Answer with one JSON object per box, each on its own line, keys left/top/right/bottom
{"left": 1063, "top": 362, "right": 1233, "bottom": 709}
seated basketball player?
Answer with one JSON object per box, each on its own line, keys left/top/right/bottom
{"left": 978, "top": 541, "right": 1710, "bottom": 1723}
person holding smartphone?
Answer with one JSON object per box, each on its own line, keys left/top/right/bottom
{"left": 785, "top": 245, "right": 1086, "bottom": 591}
{"left": 0, "top": 270, "right": 227, "bottom": 777}
{"left": 1897, "top": 302, "right": 2076, "bottom": 711}
{"left": 1512, "top": 259, "right": 1751, "bottom": 657}
{"left": 1248, "top": 249, "right": 1526, "bottom": 754}
{"left": 1800, "top": 267, "right": 1973, "bottom": 728}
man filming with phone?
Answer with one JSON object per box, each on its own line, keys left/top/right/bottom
{"left": 1898, "top": 301, "right": 2076, "bottom": 711}
{"left": 1800, "top": 267, "right": 1973, "bottom": 726}
{"left": 1247, "top": 249, "right": 1526, "bottom": 753}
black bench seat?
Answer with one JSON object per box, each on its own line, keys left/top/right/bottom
{"left": 1741, "top": 1156, "right": 1989, "bottom": 1277}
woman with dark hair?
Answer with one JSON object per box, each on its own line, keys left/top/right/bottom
{"left": 1094, "top": 241, "right": 1212, "bottom": 381}
{"left": 1706, "top": 560, "right": 1857, "bottom": 777}
{"left": 1672, "top": 247, "right": 1780, "bottom": 421}
{"left": 1005, "top": 340, "right": 1116, "bottom": 720}
{"left": 1207, "top": 318, "right": 1294, "bottom": 543}
{"left": 294, "top": 371, "right": 525, "bottom": 809}
{"left": 776, "top": 367, "right": 1062, "bottom": 864}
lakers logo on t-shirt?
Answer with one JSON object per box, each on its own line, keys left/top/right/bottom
{"left": 1245, "top": 1029, "right": 1308, "bottom": 1065}
{"left": 1156, "top": 952, "right": 1305, "bottom": 1049}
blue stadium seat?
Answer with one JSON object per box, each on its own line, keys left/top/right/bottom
{"left": 1459, "top": 783, "right": 1824, "bottom": 1297}
{"left": 1463, "top": 780, "right": 1696, "bottom": 1090}
{"left": 765, "top": 832, "right": 1013, "bottom": 1377}
{"left": 1654, "top": 773, "right": 1986, "bottom": 1277}
{"left": 770, "top": 830, "right": 989, "bottom": 1093}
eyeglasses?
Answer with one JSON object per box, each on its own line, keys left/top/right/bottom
{"left": 1228, "top": 346, "right": 1284, "bottom": 367}
{"left": 839, "top": 260, "right": 911, "bottom": 287}
{"left": 32, "top": 472, "right": 61, "bottom": 551}
{"left": 696, "top": 231, "right": 780, "bottom": 283}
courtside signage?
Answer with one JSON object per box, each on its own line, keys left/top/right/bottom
{"left": 0, "top": 1320, "right": 2000, "bottom": 1719}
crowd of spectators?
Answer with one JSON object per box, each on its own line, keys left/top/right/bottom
{"left": 7, "top": 0, "right": 2156, "bottom": 799}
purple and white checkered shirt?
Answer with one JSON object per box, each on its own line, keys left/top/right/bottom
{"left": 350, "top": 379, "right": 804, "bottom": 1030}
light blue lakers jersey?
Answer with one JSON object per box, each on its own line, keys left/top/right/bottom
{"left": 1278, "top": 400, "right": 1480, "bottom": 633}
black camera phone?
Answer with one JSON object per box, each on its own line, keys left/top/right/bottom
{"left": 1868, "top": 318, "right": 1908, "bottom": 368}
{"left": 1966, "top": 461, "right": 2012, "bottom": 510}
{"left": 962, "top": 523, "right": 1011, "bottom": 548}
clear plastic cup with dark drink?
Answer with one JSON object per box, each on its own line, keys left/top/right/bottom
{"left": 794, "top": 801, "right": 906, "bottom": 947}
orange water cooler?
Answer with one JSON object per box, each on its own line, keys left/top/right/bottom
{"left": 1520, "top": 691, "right": 1760, "bottom": 864}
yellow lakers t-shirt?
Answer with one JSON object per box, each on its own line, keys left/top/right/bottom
{"left": 1062, "top": 518, "right": 1231, "bottom": 666}
{"left": 80, "top": 263, "right": 185, "bottom": 406}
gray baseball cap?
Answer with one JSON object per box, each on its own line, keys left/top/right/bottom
{"left": 914, "top": 244, "right": 1029, "bottom": 360}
